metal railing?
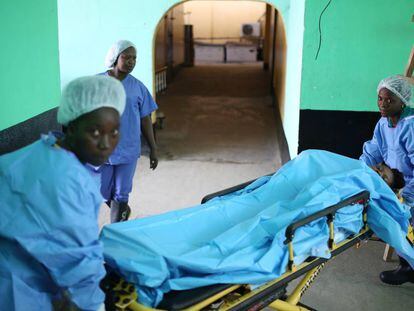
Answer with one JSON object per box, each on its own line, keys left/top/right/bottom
{"left": 155, "top": 66, "right": 167, "bottom": 94}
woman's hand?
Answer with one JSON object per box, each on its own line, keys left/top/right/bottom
{"left": 150, "top": 148, "right": 158, "bottom": 170}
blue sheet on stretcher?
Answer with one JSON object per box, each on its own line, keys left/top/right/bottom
{"left": 100, "top": 150, "right": 414, "bottom": 307}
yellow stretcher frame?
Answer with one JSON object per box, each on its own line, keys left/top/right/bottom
{"left": 107, "top": 230, "right": 373, "bottom": 311}
{"left": 101, "top": 190, "right": 403, "bottom": 311}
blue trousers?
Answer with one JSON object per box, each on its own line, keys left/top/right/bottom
{"left": 100, "top": 160, "right": 138, "bottom": 203}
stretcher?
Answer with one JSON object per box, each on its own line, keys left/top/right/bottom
{"left": 100, "top": 177, "right": 395, "bottom": 311}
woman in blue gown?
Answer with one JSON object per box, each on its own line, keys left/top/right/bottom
{"left": 360, "top": 75, "right": 414, "bottom": 285}
{"left": 98, "top": 40, "right": 159, "bottom": 223}
{"left": 0, "top": 75, "right": 125, "bottom": 310}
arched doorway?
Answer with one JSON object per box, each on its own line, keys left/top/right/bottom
{"left": 56, "top": 0, "right": 305, "bottom": 219}
{"left": 129, "top": 0, "right": 291, "bottom": 217}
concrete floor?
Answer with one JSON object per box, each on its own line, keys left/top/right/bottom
{"left": 99, "top": 63, "right": 282, "bottom": 221}
{"left": 99, "top": 63, "right": 413, "bottom": 310}
{"left": 288, "top": 242, "right": 414, "bottom": 310}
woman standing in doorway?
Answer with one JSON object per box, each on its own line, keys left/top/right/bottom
{"left": 99, "top": 40, "right": 159, "bottom": 223}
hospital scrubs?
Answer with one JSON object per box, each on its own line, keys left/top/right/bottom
{"left": 361, "top": 107, "right": 414, "bottom": 209}
{"left": 0, "top": 133, "right": 105, "bottom": 311}
{"left": 99, "top": 73, "right": 158, "bottom": 203}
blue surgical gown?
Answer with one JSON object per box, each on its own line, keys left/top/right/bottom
{"left": 99, "top": 73, "right": 158, "bottom": 164}
{"left": 0, "top": 134, "right": 105, "bottom": 311}
{"left": 360, "top": 108, "right": 414, "bottom": 203}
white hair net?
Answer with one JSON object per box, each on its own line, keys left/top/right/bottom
{"left": 104, "top": 40, "right": 136, "bottom": 68}
{"left": 57, "top": 75, "right": 126, "bottom": 126}
{"left": 377, "top": 75, "right": 413, "bottom": 106}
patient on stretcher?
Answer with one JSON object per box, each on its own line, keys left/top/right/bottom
{"left": 100, "top": 150, "right": 414, "bottom": 307}
{"left": 373, "top": 162, "right": 405, "bottom": 194}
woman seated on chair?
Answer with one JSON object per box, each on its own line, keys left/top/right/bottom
{"left": 360, "top": 75, "right": 414, "bottom": 285}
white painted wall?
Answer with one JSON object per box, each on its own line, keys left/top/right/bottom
{"left": 183, "top": 1, "right": 266, "bottom": 43}
{"left": 282, "top": 0, "right": 304, "bottom": 158}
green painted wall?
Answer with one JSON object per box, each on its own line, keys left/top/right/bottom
{"left": 57, "top": 0, "right": 180, "bottom": 89}
{"left": 0, "top": 0, "right": 61, "bottom": 131}
{"left": 301, "top": 0, "right": 414, "bottom": 112}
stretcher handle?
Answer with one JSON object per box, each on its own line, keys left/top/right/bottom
{"left": 201, "top": 174, "right": 272, "bottom": 204}
{"left": 284, "top": 190, "right": 370, "bottom": 245}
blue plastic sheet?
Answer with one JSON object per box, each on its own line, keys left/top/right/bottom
{"left": 100, "top": 150, "right": 414, "bottom": 307}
